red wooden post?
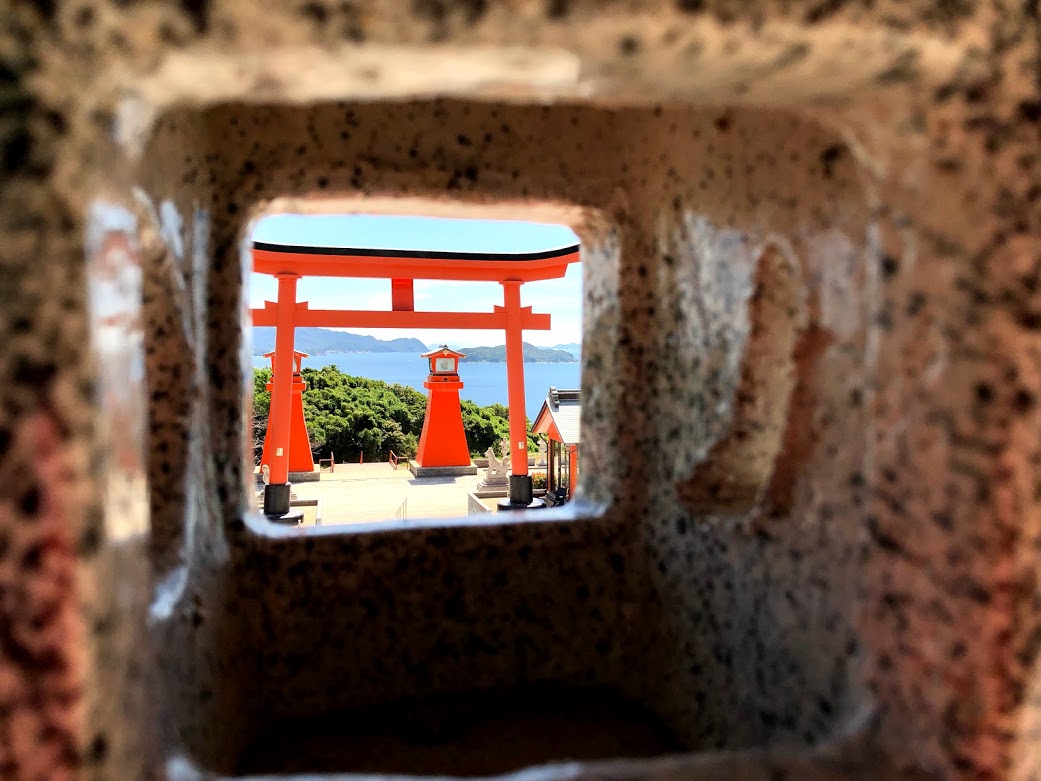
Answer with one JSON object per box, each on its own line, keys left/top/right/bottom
{"left": 268, "top": 273, "right": 298, "bottom": 485}
{"left": 262, "top": 272, "right": 298, "bottom": 517}
{"left": 502, "top": 280, "right": 531, "bottom": 506}
{"left": 391, "top": 279, "right": 414, "bottom": 311}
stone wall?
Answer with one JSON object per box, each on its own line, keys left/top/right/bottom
{"left": 2, "top": 2, "right": 1040, "bottom": 780}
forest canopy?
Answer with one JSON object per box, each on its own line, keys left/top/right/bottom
{"left": 252, "top": 366, "right": 538, "bottom": 464}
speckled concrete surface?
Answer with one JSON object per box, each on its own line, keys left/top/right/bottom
{"left": 2, "top": 2, "right": 1040, "bottom": 780}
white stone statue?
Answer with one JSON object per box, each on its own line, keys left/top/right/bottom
{"left": 485, "top": 446, "right": 506, "bottom": 479}
{"left": 536, "top": 439, "right": 548, "bottom": 467}
{"left": 499, "top": 438, "right": 511, "bottom": 472}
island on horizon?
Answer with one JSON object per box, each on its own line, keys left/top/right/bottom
{"left": 253, "top": 327, "right": 579, "bottom": 363}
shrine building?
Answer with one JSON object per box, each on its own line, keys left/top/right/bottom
{"left": 532, "top": 387, "right": 581, "bottom": 504}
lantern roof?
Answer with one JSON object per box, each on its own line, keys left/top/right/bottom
{"left": 263, "top": 350, "right": 309, "bottom": 359}
{"left": 421, "top": 345, "right": 466, "bottom": 360}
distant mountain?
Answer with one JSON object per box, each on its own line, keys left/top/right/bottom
{"left": 252, "top": 327, "right": 427, "bottom": 356}
{"left": 459, "top": 343, "right": 577, "bottom": 363}
{"left": 551, "top": 343, "right": 582, "bottom": 358}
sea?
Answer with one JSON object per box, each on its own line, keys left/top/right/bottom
{"left": 251, "top": 352, "right": 581, "bottom": 414}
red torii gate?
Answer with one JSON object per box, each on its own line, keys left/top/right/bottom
{"left": 250, "top": 216, "right": 579, "bottom": 520}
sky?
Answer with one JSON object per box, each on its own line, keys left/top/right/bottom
{"left": 248, "top": 214, "right": 583, "bottom": 348}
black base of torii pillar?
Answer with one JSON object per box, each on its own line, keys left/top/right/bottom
{"left": 497, "top": 474, "right": 545, "bottom": 511}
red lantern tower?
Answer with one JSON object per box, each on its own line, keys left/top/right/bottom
{"left": 413, "top": 346, "right": 476, "bottom": 475}
{"left": 259, "top": 349, "right": 315, "bottom": 477}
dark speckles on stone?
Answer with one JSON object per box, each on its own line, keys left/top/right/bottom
{"left": 881, "top": 254, "right": 900, "bottom": 278}
{"left": 1016, "top": 310, "right": 1041, "bottom": 329}
{"left": 618, "top": 35, "right": 640, "bottom": 56}
{"left": 20, "top": 543, "right": 42, "bottom": 570}
{"left": 714, "top": 114, "right": 731, "bottom": 133}
{"left": 1012, "top": 389, "right": 1036, "bottom": 413}
{"left": 774, "top": 43, "right": 811, "bottom": 69}
{"left": 18, "top": 486, "right": 40, "bottom": 515}
{"left": 974, "top": 383, "right": 994, "bottom": 404}
{"left": 299, "top": 1, "right": 329, "bottom": 24}
{"left": 78, "top": 525, "right": 102, "bottom": 555}
{"left": 819, "top": 144, "right": 843, "bottom": 178}
{"left": 964, "top": 581, "right": 991, "bottom": 605}
{"left": 906, "top": 292, "right": 927, "bottom": 316}
{"left": 545, "top": 0, "right": 569, "bottom": 19}
{"left": 803, "top": 0, "right": 844, "bottom": 23}
{"left": 1018, "top": 101, "right": 1041, "bottom": 123}
{"left": 875, "top": 49, "right": 920, "bottom": 85}
{"left": 12, "top": 357, "right": 55, "bottom": 387}
{"left": 867, "top": 516, "right": 904, "bottom": 553}
{"left": 930, "top": 0, "right": 976, "bottom": 20}
{"left": 74, "top": 5, "right": 95, "bottom": 28}
{"left": 179, "top": 0, "right": 211, "bottom": 33}
{"left": 88, "top": 734, "right": 108, "bottom": 763}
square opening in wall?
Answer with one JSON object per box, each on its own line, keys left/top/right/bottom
{"left": 246, "top": 207, "right": 585, "bottom": 526}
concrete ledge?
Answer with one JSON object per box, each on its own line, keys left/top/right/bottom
{"left": 290, "top": 497, "right": 323, "bottom": 524}
{"left": 474, "top": 487, "right": 509, "bottom": 499}
{"left": 474, "top": 487, "right": 548, "bottom": 499}
{"left": 467, "top": 493, "right": 492, "bottom": 514}
{"left": 408, "top": 460, "right": 478, "bottom": 478}
{"left": 289, "top": 470, "right": 321, "bottom": 483}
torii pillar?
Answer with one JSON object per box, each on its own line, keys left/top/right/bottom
{"left": 262, "top": 272, "right": 305, "bottom": 522}
{"left": 498, "top": 279, "right": 537, "bottom": 509}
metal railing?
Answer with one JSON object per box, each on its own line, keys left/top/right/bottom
{"left": 394, "top": 498, "right": 407, "bottom": 520}
{"left": 389, "top": 450, "right": 400, "bottom": 470}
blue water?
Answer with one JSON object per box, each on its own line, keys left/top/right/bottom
{"left": 251, "top": 352, "right": 581, "bottom": 414}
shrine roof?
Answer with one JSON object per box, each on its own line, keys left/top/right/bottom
{"left": 533, "top": 387, "right": 581, "bottom": 445}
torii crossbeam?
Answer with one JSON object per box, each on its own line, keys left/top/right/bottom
{"left": 250, "top": 214, "right": 580, "bottom": 519}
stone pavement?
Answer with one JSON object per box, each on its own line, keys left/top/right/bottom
{"left": 288, "top": 462, "right": 484, "bottom": 525}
